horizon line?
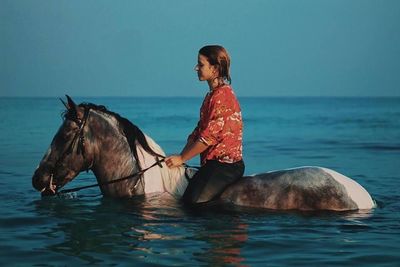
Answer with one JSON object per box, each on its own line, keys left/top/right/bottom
{"left": 1, "top": 95, "right": 400, "bottom": 98}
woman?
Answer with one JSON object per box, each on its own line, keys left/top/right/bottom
{"left": 165, "top": 45, "right": 244, "bottom": 205}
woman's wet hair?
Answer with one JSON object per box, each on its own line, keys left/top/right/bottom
{"left": 199, "top": 45, "right": 231, "bottom": 84}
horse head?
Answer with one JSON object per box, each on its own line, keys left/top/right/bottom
{"left": 32, "top": 95, "right": 166, "bottom": 197}
{"left": 32, "top": 95, "right": 94, "bottom": 196}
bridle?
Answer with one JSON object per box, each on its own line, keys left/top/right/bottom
{"left": 47, "top": 102, "right": 166, "bottom": 196}
{"left": 63, "top": 106, "right": 90, "bottom": 159}
{"left": 46, "top": 104, "right": 91, "bottom": 193}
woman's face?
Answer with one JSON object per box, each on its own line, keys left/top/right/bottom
{"left": 195, "top": 54, "right": 217, "bottom": 81}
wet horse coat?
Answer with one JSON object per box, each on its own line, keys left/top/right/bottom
{"left": 32, "top": 97, "right": 375, "bottom": 211}
{"left": 221, "top": 167, "right": 374, "bottom": 210}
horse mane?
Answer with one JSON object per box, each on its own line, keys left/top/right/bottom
{"left": 77, "top": 102, "right": 164, "bottom": 170}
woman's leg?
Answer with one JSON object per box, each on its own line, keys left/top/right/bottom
{"left": 182, "top": 160, "right": 245, "bottom": 204}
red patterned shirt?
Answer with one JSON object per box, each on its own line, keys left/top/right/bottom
{"left": 188, "top": 85, "right": 243, "bottom": 165}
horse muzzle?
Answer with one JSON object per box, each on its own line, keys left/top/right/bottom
{"left": 32, "top": 167, "right": 58, "bottom": 196}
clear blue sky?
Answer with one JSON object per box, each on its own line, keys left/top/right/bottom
{"left": 1, "top": 0, "right": 399, "bottom": 97}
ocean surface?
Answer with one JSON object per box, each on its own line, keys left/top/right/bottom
{"left": 0, "top": 96, "right": 399, "bottom": 266}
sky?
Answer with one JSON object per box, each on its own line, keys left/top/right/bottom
{"left": 1, "top": 0, "right": 399, "bottom": 97}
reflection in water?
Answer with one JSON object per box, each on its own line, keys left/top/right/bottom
{"left": 32, "top": 193, "right": 249, "bottom": 265}
{"left": 192, "top": 216, "right": 248, "bottom": 266}
{"left": 32, "top": 193, "right": 375, "bottom": 266}
{"left": 33, "top": 196, "right": 140, "bottom": 264}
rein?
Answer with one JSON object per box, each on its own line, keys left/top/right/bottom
{"left": 57, "top": 158, "right": 165, "bottom": 195}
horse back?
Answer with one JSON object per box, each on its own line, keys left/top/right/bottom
{"left": 220, "top": 167, "right": 375, "bottom": 211}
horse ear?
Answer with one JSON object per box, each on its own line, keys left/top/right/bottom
{"left": 59, "top": 97, "right": 68, "bottom": 110}
{"left": 65, "top": 95, "right": 78, "bottom": 118}
{"left": 66, "top": 95, "right": 77, "bottom": 109}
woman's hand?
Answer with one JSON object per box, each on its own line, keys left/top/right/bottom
{"left": 166, "top": 140, "right": 207, "bottom": 168}
{"left": 165, "top": 155, "right": 184, "bottom": 168}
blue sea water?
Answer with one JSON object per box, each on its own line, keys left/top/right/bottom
{"left": 0, "top": 96, "right": 399, "bottom": 266}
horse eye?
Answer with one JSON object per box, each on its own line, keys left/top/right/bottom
{"left": 60, "top": 131, "right": 72, "bottom": 141}
{"left": 59, "top": 124, "right": 77, "bottom": 139}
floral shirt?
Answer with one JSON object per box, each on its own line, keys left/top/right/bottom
{"left": 188, "top": 85, "right": 243, "bottom": 165}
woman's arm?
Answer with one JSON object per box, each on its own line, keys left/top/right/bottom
{"left": 165, "top": 139, "right": 208, "bottom": 168}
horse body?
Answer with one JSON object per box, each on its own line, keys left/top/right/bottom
{"left": 221, "top": 167, "right": 374, "bottom": 211}
{"left": 32, "top": 96, "right": 375, "bottom": 211}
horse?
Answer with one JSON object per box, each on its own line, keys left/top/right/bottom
{"left": 32, "top": 96, "right": 375, "bottom": 211}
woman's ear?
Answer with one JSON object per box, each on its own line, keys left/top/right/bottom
{"left": 211, "top": 65, "right": 219, "bottom": 75}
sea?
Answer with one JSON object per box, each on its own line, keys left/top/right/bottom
{"left": 0, "top": 96, "right": 399, "bottom": 266}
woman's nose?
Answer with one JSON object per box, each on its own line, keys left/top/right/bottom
{"left": 194, "top": 65, "right": 199, "bottom": 71}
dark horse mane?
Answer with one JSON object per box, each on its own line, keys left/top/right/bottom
{"left": 65, "top": 102, "right": 164, "bottom": 170}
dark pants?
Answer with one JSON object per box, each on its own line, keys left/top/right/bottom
{"left": 182, "top": 160, "right": 245, "bottom": 204}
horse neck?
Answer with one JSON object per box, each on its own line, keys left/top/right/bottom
{"left": 87, "top": 111, "right": 138, "bottom": 184}
{"left": 86, "top": 109, "right": 189, "bottom": 197}
{"left": 137, "top": 135, "right": 189, "bottom": 197}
